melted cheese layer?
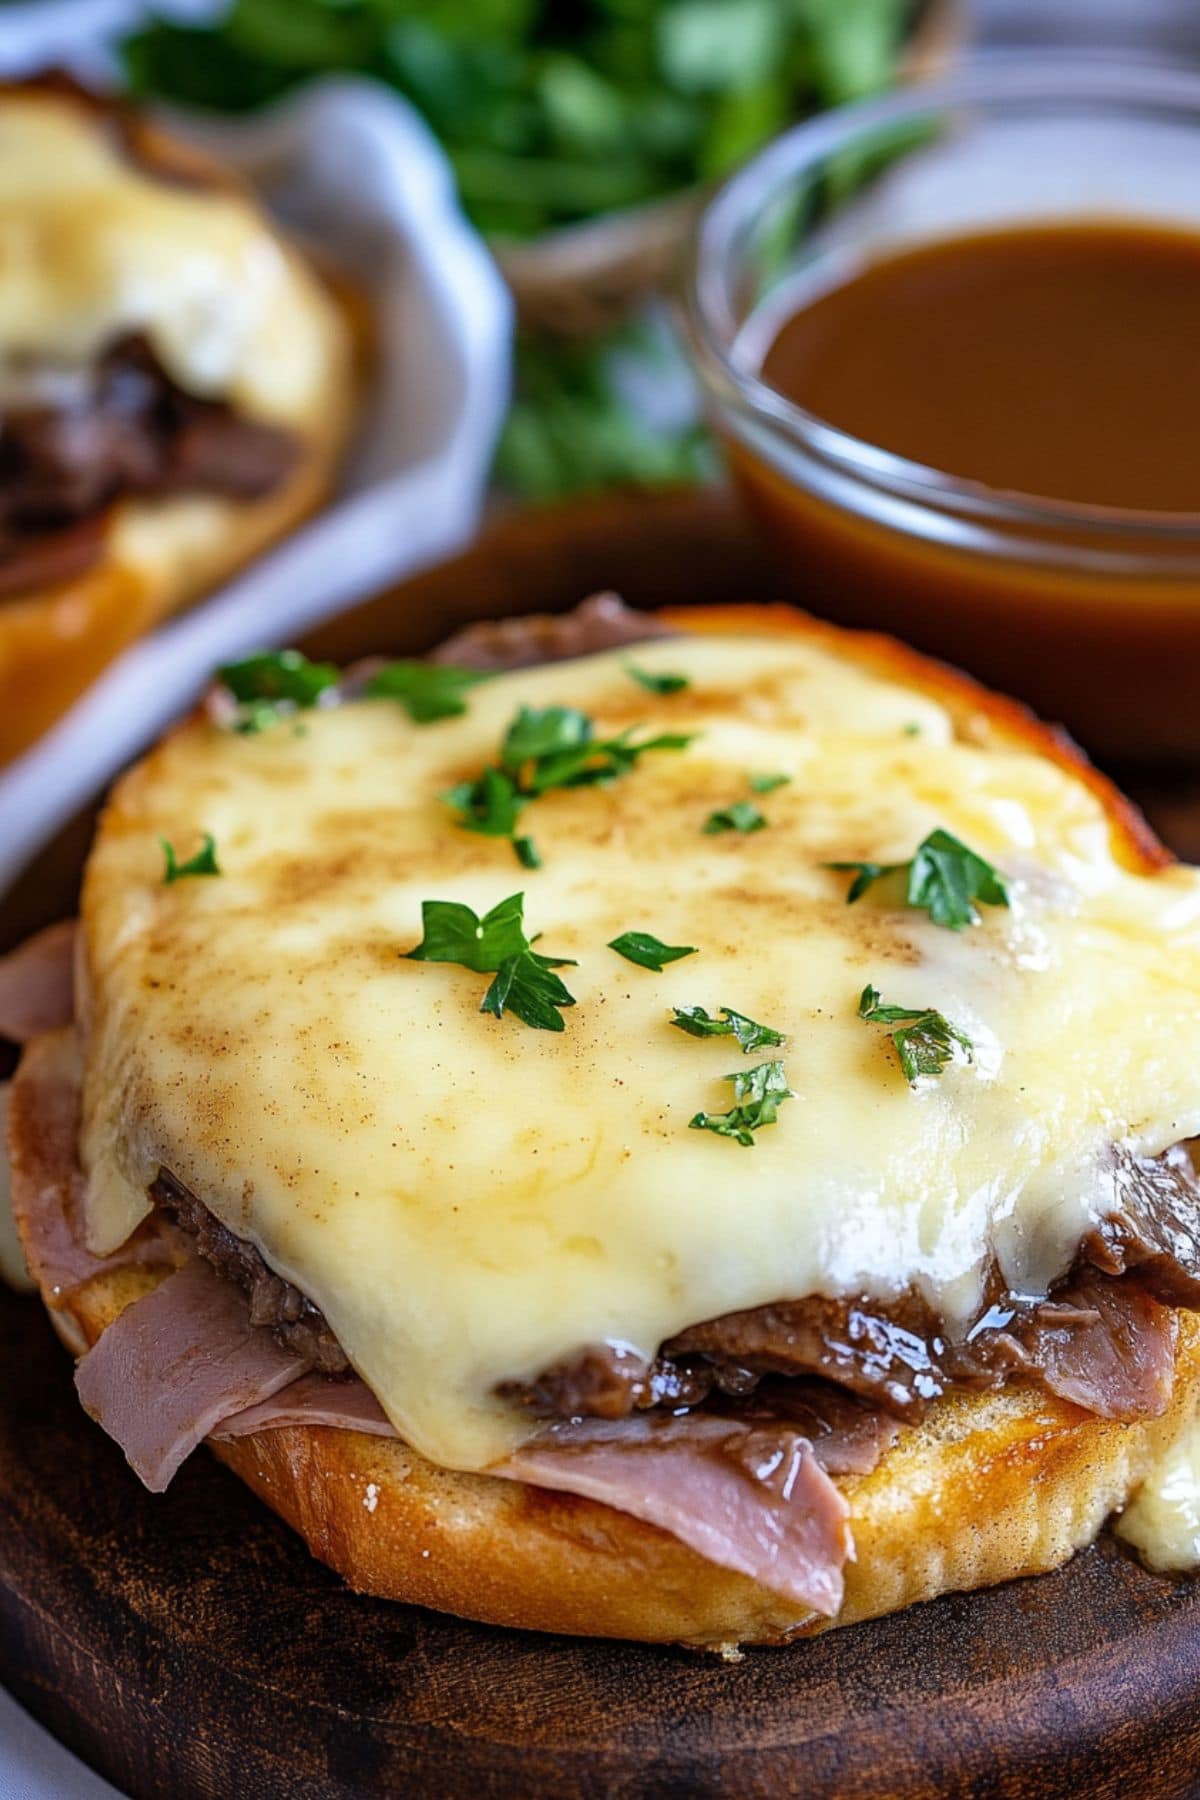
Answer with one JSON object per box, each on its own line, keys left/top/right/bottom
{"left": 79, "top": 633, "right": 1200, "bottom": 1470}
{"left": 1116, "top": 1420, "right": 1200, "bottom": 1572}
{"left": 0, "top": 93, "right": 346, "bottom": 426}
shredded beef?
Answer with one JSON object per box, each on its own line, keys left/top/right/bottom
{"left": 152, "top": 1172, "right": 349, "bottom": 1376}
{"left": 1, "top": 334, "right": 297, "bottom": 592}
{"left": 430, "top": 591, "right": 673, "bottom": 672}
{"left": 1081, "top": 1142, "right": 1200, "bottom": 1306}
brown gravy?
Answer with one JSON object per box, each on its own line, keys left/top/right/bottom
{"left": 759, "top": 221, "right": 1200, "bottom": 512}
{"left": 730, "top": 219, "right": 1200, "bottom": 761}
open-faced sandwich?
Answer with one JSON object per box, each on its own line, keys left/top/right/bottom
{"left": 0, "top": 78, "right": 359, "bottom": 764}
{"left": 5, "top": 594, "right": 1200, "bottom": 1650}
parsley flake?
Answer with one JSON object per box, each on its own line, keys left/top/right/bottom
{"left": 622, "top": 660, "right": 690, "bottom": 695}
{"left": 703, "top": 799, "right": 766, "bottom": 835}
{"left": 689, "top": 1059, "right": 793, "bottom": 1147}
{"left": 858, "top": 984, "right": 973, "bottom": 1084}
{"left": 445, "top": 702, "right": 696, "bottom": 864}
{"left": 218, "top": 649, "right": 338, "bottom": 732}
{"left": 364, "top": 660, "right": 489, "bottom": 724}
{"left": 748, "top": 772, "right": 791, "bottom": 794}
{"left": 670, "top": 1005, "right": 785, "bottom": 1052}
{"left": 405, "top": 893, "right": 576, "bottom": 1032}
{"left": 827, "top": 828, "right": 1010, "bottom": 931}
{"left": 443, "top": 767, "right": 526, "bottom": 839}
{"left": 161, "top": 833, "right": 221, "bottom": 884}
{"left": 608, "top": 931, "right": 697, "bottom": 972}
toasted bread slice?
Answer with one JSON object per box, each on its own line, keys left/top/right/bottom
{"left": 34, "top": 1255, "right": 1200, "bottom": 1651}
{"left": 15, "top": 600, "right": 1200, "bottom": 1648}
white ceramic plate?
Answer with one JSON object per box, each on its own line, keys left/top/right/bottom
{"left": 0, "top": 1688, "right": 120, "bottom": 1799}
{"left": 0, "top": 76, "right": 512, "bottom": 894}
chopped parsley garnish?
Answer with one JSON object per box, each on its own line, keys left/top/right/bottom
{"left": 608, "top": 931, "right": 697, "bottom": 971}
{"left": 857, "top": 984, "right": 973, "bottom": 1085}
{"left": 670, "top": 1005, "right": 785, "bottom": 1053}
{"left": 445, "top": 702, "right": 696, "bottom": 864}
{"left": 364, "top": 660, "right": 489, "bottom": 724}
{"left": 443, "top": 767, "right": 526, "bottom": 839}
{"left": 514, "top": 835, "right": 542, "bottom": 870}
{"left": 480, "top": 953, "right": 576, "bottom": 1032}
{"left": 748, "top": 772, "right": 791, "bottom": 794}
{"left": 218, "top": 649, "right": 338, "bottom": 732}
{"left": 161, "top": 833, "right": 221, "bottom": 884}
{"left": 405, "top": 892, "right": 576, "bottom": 1032}
{"left": 689, "top": 1059, "right": 793, "bottom": 1147}
{"left": 622, "top": 660, "right": 690, "bottom": 695}
{"left": 703, "top": 798, "right": 766, "bottom": 835}
{"left": 826, "top": 828, "right": 1010, "bottom": 931}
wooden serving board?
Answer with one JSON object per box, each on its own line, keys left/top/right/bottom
{"left": 4, "top": 488, "right": 1200, "bottom": 1800}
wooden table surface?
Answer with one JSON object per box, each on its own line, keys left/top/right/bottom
{"left": 4, "top": 486, "right": 1200, "bottom": 1800}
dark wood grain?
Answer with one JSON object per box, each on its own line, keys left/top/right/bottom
{"left": 4, "top": 486, "right": 1200, "bottom": 1800}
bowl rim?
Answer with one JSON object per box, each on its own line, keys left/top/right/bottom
{"left": 683, "top": 50, "right": 1200, "bottom": 539}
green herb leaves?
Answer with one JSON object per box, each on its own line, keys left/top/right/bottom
{"left": 364, "top": 661, "right": 489, "bottom": 724}
{"left": 161, "top": 833, "right": 221, "bottom": 884}
{"left": 827, "top": 828, "right": 1010, "bottom": 931}
{"left": 608, "top": 931, "right": 697, "bottom": 971}
{"left": 218, "top": 649, "right": 338, "bottom": 732}
{"left": 479, "top": 953, "right": 577, "bottom": 1033}
{"left": 405, "top": 893, "right": 577, "bottom": 1032}
{"left": 703, "top": 768, "right": 790, "bottom": 834}
{"left": 623, "top": 660, "right": 690, "bottom": 695}
{"left": 703, "top": 798, "right": 766, "bottom": 835}
{"left": 445, "top": 702, "right": 696, "bottom": 864}
{"left": 670, "top": 1005, "right": 785, "bottom": 1053}
{"left": 406, "top": 893, "right": 528, "bottom": 970}
{"left": 218, "top": 650, "right": 491, "bottom": 732}
{"left": 689, "top": 1060, "right": 793, "bottom": 1147}
{"left": 858, "top": 984, "right": 973, "bottom": 1085}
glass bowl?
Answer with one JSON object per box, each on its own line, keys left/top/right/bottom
{"left": 684, "top": 55, "right": 1200, "bottom": 765}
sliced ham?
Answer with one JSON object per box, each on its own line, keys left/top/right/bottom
{"left": 213, "top": 1370, "right": 395, "bottom": 1441}
{"left": 736, "top": 1379, "right": 900, "bottom": 1476}
{"left": 502, "top": 1413, "right": 852, "bottom": 1618}
{"left": 7, "top": 1027, "right": 170, "bottom": 1300}
{"left": 214, "top": 1372, "right": 866, "bottom": 1613}
{"left": 0, "top": 921, "right": 76, "bottom": 1042}
{"left": 75, "top": 1258, "right": 309, "bottom": 1492}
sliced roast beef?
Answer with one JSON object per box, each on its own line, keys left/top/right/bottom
{"left": 502, "top": 1413, "right": 852, "bottom": 1618}
{"left": 1081, "top": 1143, "right": 1200, "bottom": 1307}
{"left": 666, "top": 1293, "right": 945, "bottom": 1417}
{"left": 75, "top": 1257, "right": 309, "bottom": 1491}
{"left": 430, "top": 591, "right": 672, "bottom": 672}
{"left": 509, "top": 1260, "right": 1183, "bottom": 1430}
{"left": 1013, "top": 1270, "right": 1177, "bottom": 1419}
{"left": 214, "top": 1367, "right": 898, "bottom": 1479}
{"left": 0, "top": 335, "right": 297, "bottom": 592}
{"left": 0, "top": 921, "right": 75, "bottom": 1043}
